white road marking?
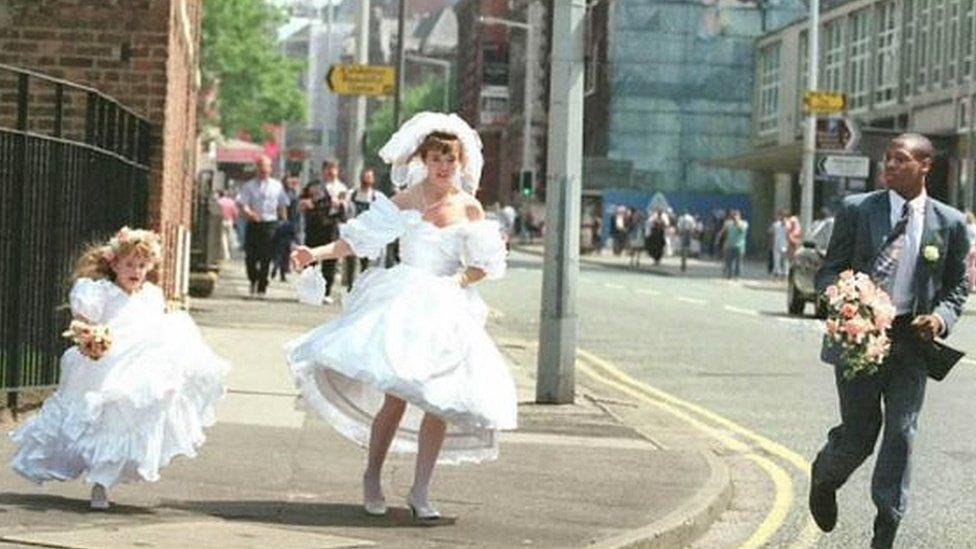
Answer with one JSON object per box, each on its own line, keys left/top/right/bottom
{"left": 603, "top": 283, "right": 626, "bottom": 290}
{"left": 675, "top": 296, "right": 707, "bottom": 305}
{"left": 723, "top": 305, "right": 759, "bottom": 316}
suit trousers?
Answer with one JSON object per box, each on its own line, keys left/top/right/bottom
{"left": 812, "top": 320, "right": 928, "bottom": 549}
{"left": 245, "top": 221, "right": 277, "bottom": 293}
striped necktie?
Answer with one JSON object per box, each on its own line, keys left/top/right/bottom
{"left": 872, "top": 202, "right": 911, "bottom": 293}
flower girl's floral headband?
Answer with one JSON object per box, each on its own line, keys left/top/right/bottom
{"left": 100, "top": 226, "right": 163, "bottom": 263}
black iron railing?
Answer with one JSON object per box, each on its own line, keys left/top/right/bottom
{"left": 0, "top": 63, "right": 152, "bottom": 407}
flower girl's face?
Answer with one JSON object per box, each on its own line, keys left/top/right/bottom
{"left": 423, "top": 144, "right": 460, "bottom": 186}
{"left": 111, "top": 250, "right": 154, "bottom": 293}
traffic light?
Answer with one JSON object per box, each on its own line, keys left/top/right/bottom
{"left": 520, "top": 170, "right": 533, "bottom": 197}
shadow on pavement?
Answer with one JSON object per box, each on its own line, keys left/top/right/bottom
{"left": 162, "top": 500, "right": 457, "bottom": 529}
{"left": 0, "top": 492, "right": 156, "bottom": 515}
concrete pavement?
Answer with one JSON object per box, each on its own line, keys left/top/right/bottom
{"left": 0, "top": 260, "right": 734, "bottom": 548}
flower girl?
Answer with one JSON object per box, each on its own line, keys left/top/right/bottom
{"left": 9, "top": 227, "right": 229, "bottom": 509}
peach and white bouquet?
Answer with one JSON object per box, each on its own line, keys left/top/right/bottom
{"left": 62, "top": 319, "right": 113, "bottom": 360}
{"left": 823, "top": 270, "right": 897, "bottom": 380}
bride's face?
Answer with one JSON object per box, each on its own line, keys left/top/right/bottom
{"left": 423, "top": 144, "right": 460, "bottom": 186}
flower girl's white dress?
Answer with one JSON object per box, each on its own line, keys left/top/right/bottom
{"left": 10, "top": 279, "right": 229, "bottom": 487}
{"left": 286, "top": 194, "right": 517, "bottom": 464}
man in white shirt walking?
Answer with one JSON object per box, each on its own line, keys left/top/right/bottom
{"left": 236, "top": 154, "right": 289, "bottom": 297}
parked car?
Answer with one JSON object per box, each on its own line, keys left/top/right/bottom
{"left": 787, "top": 217, "right": 834, "bottom": 317}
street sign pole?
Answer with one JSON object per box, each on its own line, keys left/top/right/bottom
{"left": 393, "top": 0, "right": 406, "bottom": 129}
{"left": 537, "top": 0, "right": 585, "bottom": 404}
{"left": 801, "top": 0, "right": 820, "bottom": 236}
{"left": 346, "top": 0, "right": 369, "bottom": 182}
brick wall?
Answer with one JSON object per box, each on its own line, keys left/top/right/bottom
{"left": 0, "top": 0, "right": 200, "bottom": 296}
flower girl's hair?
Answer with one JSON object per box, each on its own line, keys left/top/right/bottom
{"left": 72, "top": 226, "right": 163, "bottom": 284}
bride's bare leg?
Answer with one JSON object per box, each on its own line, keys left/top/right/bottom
{"left": 410, "top": 412, "right": 446, "bottom": 505}
{"left": 364, "top": 394, "right": 407, "bottom": 503}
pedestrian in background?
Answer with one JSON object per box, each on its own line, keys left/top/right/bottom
{"left": 301, "top": 159, "right": 348, "bottom": 305}
{"left": 236, "top": 154, "right": 289, "bottom": 297}
{"left": 723, "top": 209, "right": 748, "bottom": 279}
{"left": 769, "top": 209, "right": 789, "bottom": 279}
{"left": 271, "top": 174, "right": 302, "bottom": 283}
{"left": 676, "top": 210, "right": 697, "bottom": 272}
{"left": 216, "top": 190, "right": 238, "bottom": 260}
{"left": 645, "top": 209, "right": 668, "bottom": 265}
{"left": 343, "top": 168, "right": 383, "bottom": 291}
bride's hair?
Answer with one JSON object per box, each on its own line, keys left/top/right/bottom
{"left": 71, "top": 227, "right": 162, "bottom": 284}
{"left": 414, "top": 131, "right": 465, "bottom": 164}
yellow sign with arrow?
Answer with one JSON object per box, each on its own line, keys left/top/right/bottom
{"left": 803, "top": 91, "right": 846, "bottom": 114}
{"left": 326, "top": 64, "right": 395, "bottom": 96}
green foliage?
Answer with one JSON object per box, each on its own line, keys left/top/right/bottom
{"left": 201, "top": 0, "right": 306, "bottom": 141}
{"left": 364, "top": 75, "right": 458, "bottom": 179}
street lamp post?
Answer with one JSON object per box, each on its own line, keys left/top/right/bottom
{"left": 478, "top": 11, "right": 536, "bottom": 190}
{"left": 800, "top": 0, "right": 820, "bottom": 235}
{"left": 405, "top": 53, "right": 452, "bottom": 111}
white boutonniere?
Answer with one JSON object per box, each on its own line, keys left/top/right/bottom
{"left": 922, "top": 244, "right": 940, "bottom": 263}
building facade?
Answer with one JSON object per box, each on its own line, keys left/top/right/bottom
{"left": 456, "top": 0, "right": 548, "bottom": 207}
{"left": 0, "top": 0, "right": 202, "bottom": 297}
{"left": 744, "top": 0, "right": 976, "bottom": 218}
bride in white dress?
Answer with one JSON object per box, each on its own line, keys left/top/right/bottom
{"left": 287, "top": 113, "right": 517, "bottom": 520}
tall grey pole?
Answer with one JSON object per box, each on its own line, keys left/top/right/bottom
{"left": 536, "top": 0, "right": 585, "bottom": 404}
{"left": 800, "top": 0, "right": 820, "bottom": 235}
{"left": 393, "top": 0, "right": 407, "bottom": 128}
{"left": 347, "top": 0, "right": 369, "bottom": 180}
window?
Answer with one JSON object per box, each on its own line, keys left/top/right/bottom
{"left": 903, "top": 0, "right": 915, "bottom": 96}
{"left": 798, "top": 31, "right": 808, "bottom": 121}
{"left": 916, "top": 0, "right": 930, "bottom": 91}
{"left": 822, "top": 19, "right": 845, "bottom": 93}
{"left": 758, "top": 43, "right": 781, "bottom": 134}
{"left": 964, "top": 0, "right": 975, "bottom": 79}
{"left": 849, "top": 9, "right": 871, "bottom": 111}
{"left": 875, "top": 2, "right": 899, "bottom": 106}
{"left": 947, "top": 0, "right": 960, "bottom": 83}
{"left": 931, "top": 0, "right": 945, "bottom": 86}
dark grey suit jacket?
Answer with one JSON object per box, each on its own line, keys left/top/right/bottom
{"left": 815, "top": 190, "right": 970, "bottom": 365}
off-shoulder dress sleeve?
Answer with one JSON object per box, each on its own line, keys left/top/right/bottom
{"left": 339, "top": 194, "right": 411, "bottom": 259}
{"left": 463, "top": 220, "right": 507, "bottom": 280}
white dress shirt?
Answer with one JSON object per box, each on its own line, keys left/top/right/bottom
{"left": 888, "top": 189, "right": 927, "bottom": 315}
{"left": 236, "top": 177, "right": 289, "bottom": 222}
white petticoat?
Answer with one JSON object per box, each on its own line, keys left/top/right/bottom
{"left": 286, "top": 264, "right": 518, "bottom": 465}
{"left": 10, "top": 311, "right": 229, "bottom": 487}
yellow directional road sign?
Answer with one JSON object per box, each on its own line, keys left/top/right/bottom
{"left": 326, "top": 64, "right": 395, "bottom": 96}
{"left": 803, "top": 91, "right": 846, "bottom": 114}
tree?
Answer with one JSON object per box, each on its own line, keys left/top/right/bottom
{"left": 364, "top": 75, "right": 458, "bottom": 187}
{"left": 201, "top": 1, "right": 305, "bottom": 141}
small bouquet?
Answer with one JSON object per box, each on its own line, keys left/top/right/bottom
{"left": 62, "top": 319, "right": 113, "bottom": 360}
{"left": 823, "top": 270, "right": 897, "bottom": 380}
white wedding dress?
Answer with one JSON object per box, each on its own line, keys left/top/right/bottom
{"left": 9, "top": 279, "right": 229, "bottom": 487}
{"left": 286, "top": 194, "right": 518, "bottom": 464}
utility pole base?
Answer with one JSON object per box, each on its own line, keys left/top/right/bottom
{"left": 535, "top": 314, "right": 578, "bottom": 404}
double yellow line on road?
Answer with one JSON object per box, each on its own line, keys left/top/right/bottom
{"left": 576, "top": 348, "right": 821, "bottom": 548}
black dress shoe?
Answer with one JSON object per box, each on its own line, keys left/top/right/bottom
{"left": 809, "top": 481, "right": 837, "bottom": 532}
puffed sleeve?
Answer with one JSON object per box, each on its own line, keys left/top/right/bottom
{"left": 463, "top": 220, "right": 507, "bottom": 280}
{"left": 69, "top": 278, "right": 107, "bottom": 322}
{"left": 339, "top": 193, "right": 411, "bottom": 259}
